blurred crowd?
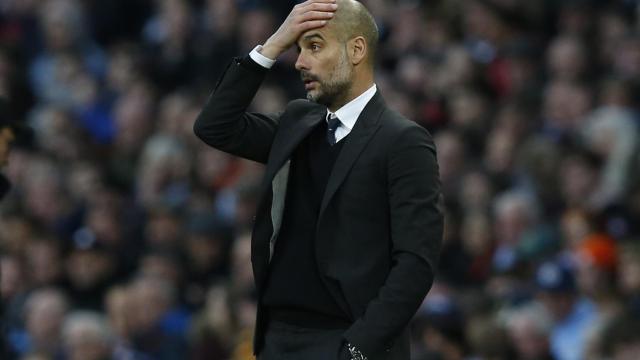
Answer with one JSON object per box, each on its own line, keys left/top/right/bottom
{"left": 1, "top": 0, "right": 640, "bottom": 359}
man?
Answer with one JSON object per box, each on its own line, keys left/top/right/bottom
{"left": 194, "top": 1, "right": 443, "bottom": 359}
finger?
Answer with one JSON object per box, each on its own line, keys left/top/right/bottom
{"left": 299, "top": 0, "right": 336, "bottom": 6}
{"left": 297, "top": 0, "right": 337, "bottom": 13}
{"left": 305, "top": 3, "right": 338, "bottom": 14}
{"left": 295, "top": 2, "right": 337, "bottom": 22}
{"left": 298, "top": 10, "right": 334, "bottom": 23}
{"left": 298, "top": 19, "right": 329, "bottom": 31}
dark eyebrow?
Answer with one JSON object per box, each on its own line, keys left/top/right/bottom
{"left": 302, "top": 33, "right": 325, "bottom": 43}
{"left": 296, "top": 33, "right": 325, "bottom": 49}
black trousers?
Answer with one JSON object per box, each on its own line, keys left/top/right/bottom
{"left": 257, "top": 321, "right": 350, "bottom": 360}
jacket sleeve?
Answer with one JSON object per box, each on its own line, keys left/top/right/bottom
{"left": 343, "top": 124, "right": 444, "bottom": 359}
{"left": 193, "top": 56, "right": 279, "bottom": 164}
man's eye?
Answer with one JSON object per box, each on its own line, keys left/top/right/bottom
{"left": 311, "top": 44, "right": 320, "bottom": 51}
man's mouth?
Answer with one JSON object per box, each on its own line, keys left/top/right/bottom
{"left": 304, "top": 79, "right": 318, "bottom": 90}
{"left": 301, "top": 72, "right": 319, "bottom": 91}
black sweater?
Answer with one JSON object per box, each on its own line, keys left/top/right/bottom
{"left": 262, "top": 118, "right": 350, "bottom": 327}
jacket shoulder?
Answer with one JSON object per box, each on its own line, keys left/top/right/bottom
{"left": 285, "top": 98, "right": 321, "bottom": 114}
{"left": 279, "top": 99, "right": 324, "bottom": 125}
{"left": 380, "top": 107, "right": 434, "bottom": 142}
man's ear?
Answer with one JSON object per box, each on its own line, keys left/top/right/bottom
{"left": 348, "top": 36, "right": 367, "bottom": 66}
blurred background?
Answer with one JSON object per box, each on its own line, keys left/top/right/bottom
{"left": 1, "top": 0, "right": 640, "bottom": 359}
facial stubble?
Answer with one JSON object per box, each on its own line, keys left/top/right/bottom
{"left": 304, "top": 47, "right": 353, "bottom": 109}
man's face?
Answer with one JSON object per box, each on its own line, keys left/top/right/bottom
{"left": 0, "top": 127, "right": 16, "bottom": 168}
{"left": 295, "top": 27, "right": 354, "bottom": 107}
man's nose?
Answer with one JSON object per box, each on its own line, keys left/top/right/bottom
{"left": 295, "top": 53, "right": 308, "bottom": 71}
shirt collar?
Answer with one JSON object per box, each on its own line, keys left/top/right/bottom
{"left": 327, "top": 84, "right": 377, "bottom": 130}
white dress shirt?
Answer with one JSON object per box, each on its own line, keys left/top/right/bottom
{"left": 250, "top": 45, "right": 276, "bottom": 68}
{"left": 249, "top": 45, "right": 377, "bottom": 143}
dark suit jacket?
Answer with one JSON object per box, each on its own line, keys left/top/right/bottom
{"left": 194, "top": 57, "right": 443, "bottom": 360}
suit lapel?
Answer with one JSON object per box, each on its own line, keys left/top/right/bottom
{"left": 264, "top": 105, "right": 326, "bottom": 184}
{"left": 257, "top": 104, "right": 326, "bottom": 265}
{"left": 319, "top": 92, "right": 385, "bottom": 219}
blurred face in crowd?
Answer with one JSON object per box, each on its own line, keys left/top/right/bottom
{"left": 547, "top": 36, "right": 587, "bottom": 81}
{"left": 129, "top": 277, "right": 173, "bottom": 332}
{"left": 161, "top": 0, "right": 191, "bottom": 43}
{"left": 422, "top": 326, "right": 465, "bottom": 360}
{"left": 145, "top": 211, "right": 182, "bottom": 249}
{"left": 206, "top": 0, "right": 237, "bottom": 35}
{"left": 26, "top": 290, "right": 68, "bottom": 350}
{"left": 203, "top": 285, "right": 235, "bottom": 340}
{"left": 560, "top": 211, "right": 592, "bottom": 248}
{"left": 614, "top": 341, "right": 640, "bottom": 360}
{"left": 449, "top": 90, "right": 487, "bottom": 129}
{"left": 66, "top": 249, "right": 114, "bottom": 289}
{"left": 114, "top": 82, "right": 153, "bottom": 153}
{"left": 0, "top": 126, "right": 15, "bottom": 167}
{"left": 0, "top": 215, "right": 34, "bottom": 254}
{"left": 106, "top": 287, "right": 133, "bottom": 339}
{"left": 485, "top": 128, "right": 516, "bottom": 174}
{"left": 543, "top": 81, "right": 592, "bottom": 131}
{"left": 139, "top": 253, "right": 182, "bottom": 291}
{"left": 0, "top": 256, "right": 25, "bottom": 300}
{"left": 34, "top": 107, "right": 82, "bottom": 161}
{"left": 575, "top": 253, "right": 611, "bottom": 298}
{"left": 460, "top": 171, "right": 492, "bottom": 211}
{"left": 560, "top": 155, "right": 598, "bottom": 208}
{"left": 241, "top": 9, "right": 275, "bottom": 50}
{"left": 232, "top": 232, "right": 254, "bottom": 293}
{"left": 41, "top": 0, "right": 81, "bottom": 51}
{"left": 494, "top": 197, "right": 533, "bottom": 246}
{"left": 27, "top": 240, "right": 63, "bottom": 287}
{"left": 434, "top": 131, "right": 465, "bottom": 186}
{"left": 464, "top": 1, "right": 505, "bottom": 44}
{"left": 65, "top": 336, "right": 110, "bottom": 360}
{"left": 614, "top": 36, "right": 640, "bottom": 79}
{"left": 86, "top": 193, "right": 123, "bottom": 246}
{"left": 508, "top": 315, "right": 551, "bottom": 360}
{"left": 63, "top": 318, "right": 112, "bottom": 360}
{"left": 186, "top": 234, "right": 223, "bottom": 271}
{"left": 461, "top": 213, "right": 492, "bottom": 256}
{"left": 618, "top": 251, "right": 640, "bottom": 294}
{"left": 538, "top": 292, "right": 575, "bottom": 321}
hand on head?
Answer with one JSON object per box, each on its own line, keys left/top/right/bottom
{"left": 261, "top": 0, "right": 338, "bottom": 60}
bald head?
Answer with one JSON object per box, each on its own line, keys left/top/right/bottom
{"left": 329, "top": 0, "right": 379, "bottom": 67}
